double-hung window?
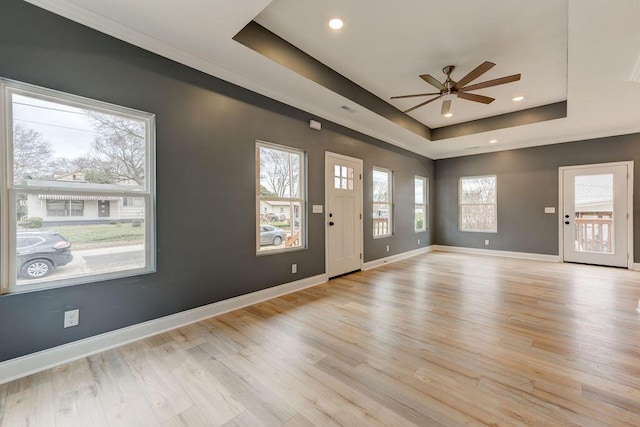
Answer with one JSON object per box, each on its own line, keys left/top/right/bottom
{"left": 459, "top": 175, "right": 497, "bottom": 232}
{"left": 415, "top": 176, "right": 428, "bottom": 232}
{"left": 256, "top": 141, "right": 305, "bottom": 253}
{"left": 372, "top": 167, "right": 393, "bottom": 238}
{"left": 1, "top": 79, "right": 156, "bottom": 293}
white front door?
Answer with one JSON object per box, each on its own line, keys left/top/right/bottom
{"left": 561, "top": 162, "right": 631, "bottom": 267}
{"left": 326, "top": 152, "right": 363, "bottom": 278}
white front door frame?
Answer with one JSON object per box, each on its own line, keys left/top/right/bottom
{"left": 325, "top": 151, "right": 364, "bottom": 278}
{"left": 558, "top": 161, "right": 634, "bottom": 269}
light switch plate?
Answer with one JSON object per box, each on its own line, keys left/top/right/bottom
{"left": 544, "top": 207, "right": 556, "bottom": 214}
{"left": 312, "top": 205, "right": 323, "bottom": 214}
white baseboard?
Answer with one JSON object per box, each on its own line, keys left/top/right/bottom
{"left": 633, "top": 263, "right": 640, "bottom": 271}
{"left": 0, "top": 273, "right": 328, "bottom": 385}
{"left": 432, "top": 245, "right": 561, "bottom": 262}
{"left": 362, "top": 246, "right": 434, "bottom": 270}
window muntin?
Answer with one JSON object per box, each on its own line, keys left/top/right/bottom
{"left": 459, "top": 175, "right": 497, "bottom": 232}
{"left": 373, "top": 167, "right": 392, "bottom": 238}
{"left": 415, "top": 176, "right": 428, "bottom": 232}
{"left": 256, "top": 141, "right": 305, "bottom": 253}
{"left": 334, "top": 164, "right": 354, "bottom": 190}
{"left": 2, "top": 79, "right": 155, "bottom": 294}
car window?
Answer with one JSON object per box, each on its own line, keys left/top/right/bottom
{"left": 17, "top": 237, "right": 29, "bottom": 249}
{"left": 17, "top": 235, "right": 45, "bottom": 248}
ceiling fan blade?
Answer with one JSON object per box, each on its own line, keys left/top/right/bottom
{"left": 453, "top": 61, "right": 495, "bottom": 90}
{"left": 457, "top": 92, "right": 495, "bottom": 104}
{"left": 441, "top": 99, "right": 452, "bottom": 116}
{"left": 390, "top": 92, "right": 441, "bottom": 100}
{"left": 404, "top": 96, "right": 441, "bottom": 113}
{"left": 419, "top": 74, "right": 446, "bottom": 91}
{"left": 459, "top": 74, "right": 521, "bottom": 92}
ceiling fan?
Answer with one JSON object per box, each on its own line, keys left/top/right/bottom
{"left": 391, "top": 61, "right": 521, "bottom": 115}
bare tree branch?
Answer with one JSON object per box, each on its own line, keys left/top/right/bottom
{"left": 13, "top": 124, "right": 53, "bottom": 182}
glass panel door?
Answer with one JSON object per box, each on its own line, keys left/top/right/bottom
{"left": 573, "top": 174, "right": 613, "bottom": 254}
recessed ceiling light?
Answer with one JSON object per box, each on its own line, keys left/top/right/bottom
{"left": 489, "top": 139, "right": 498, "bottom": 144}
{"left": 328, "top": 18, "right": 344, "bottom": 30}
{"left": 512, "top": 96, "right": 525, "bottom": 102}
{"left": 443, "top": 112, "right": 453, "bottom": 118}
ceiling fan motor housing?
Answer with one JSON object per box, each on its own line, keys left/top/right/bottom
{"left": 442, "top": 65, "right": 457, "bottom": 93}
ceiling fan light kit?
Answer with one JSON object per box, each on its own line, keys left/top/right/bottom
{"left": 391, "top": 61, "right": 522, "bottom": 114}
{"left": 441, "top": 98, "right": 453, "bottom": 117}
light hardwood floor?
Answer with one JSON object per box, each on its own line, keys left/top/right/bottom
{"left": 1, "top": 251, "right": 640, "bottom": 426}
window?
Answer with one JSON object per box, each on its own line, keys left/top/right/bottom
{"left": 334, "top": 164, "right": 354, "bottom": 190}
{"left": 256, "top": 141, "right": 305, "bottom": 253}
{"left": 1, "top": 79, "right": 155, "bottom": 294}
{"left": 459, "top": 175, "right": 497, "bottom": 232}
{"left": 373, "top": 167, "right": 392, "bottom": 238}
{"left": 46, "top": 200, "right": 84, "bottom": 217}
{"left": 415, "top": 176, "right": 428, "bottom": 232}
{"left": 123, "top": 197, "right": 144, "bottom": 207}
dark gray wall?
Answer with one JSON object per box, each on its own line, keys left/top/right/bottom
{"left": 0, "top": 0, "right": 434, "bottom": 362}
{"left": 435, "top": 134, "right": 640, "bottom": 261}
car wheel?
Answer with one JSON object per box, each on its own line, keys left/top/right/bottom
{"left": 273, "top": 236, "right": 283, "bottom": 246}
{"left": 22, "top": 259, "right": 53, "bottom": 279}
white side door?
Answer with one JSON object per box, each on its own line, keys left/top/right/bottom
{"left": 326, "top": 152, "right": 363, "bottom": 278}
{"left": 561, "top": 163, "right": 631, "bottom": 267}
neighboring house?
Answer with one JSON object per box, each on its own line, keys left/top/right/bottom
{"left": 259, "top": 200, "right": 293, "bottom": 220}
{"left": 23, "top": 173, "right": 144, "bottom": 224}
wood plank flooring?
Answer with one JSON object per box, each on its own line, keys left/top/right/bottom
{"left": 2, "top": 251, "right": 640, "bottom": 426}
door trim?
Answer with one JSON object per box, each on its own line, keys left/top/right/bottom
{"left": 325, "top": 151, "right": 364, "bottom": 277}
{"left": 558, "top": 161, "right": 634, "bottom": 269}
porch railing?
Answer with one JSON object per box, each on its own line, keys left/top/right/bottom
{"left": 575, "top": 217, "right": 613, "bottom": 253}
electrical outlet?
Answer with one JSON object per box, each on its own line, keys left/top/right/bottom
{"left": 291, "top": 263, "right": 297, "bottom": 274}
{"left": 386, "top": 245, "right": 390, "bottom": 252}
{"left": 64, "top": 309, "right": 79, "bottom": 328}
{"left": 417, "top": 239, "right": 420, "bottom": 245}
{"left": 484, "top": 240, "right": 489, "bottom": 246}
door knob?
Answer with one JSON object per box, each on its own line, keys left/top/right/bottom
{"left": 564, "top": 221, "right": 570, "bottom": 225}
{"left": 329, "top": 221, "right": 335, "bottom": 226}
{"left": 564, "top": 214, "right": 570, "bottom": 218}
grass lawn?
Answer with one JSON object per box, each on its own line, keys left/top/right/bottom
{"left": 42, "top": 223, "right": 144, "bottom": 248}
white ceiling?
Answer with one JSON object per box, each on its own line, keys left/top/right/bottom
{"left": 25, "top": 0, "right": 640, "bottom": 159}
{"left": 256, "top": 0, "right": 568, "bottom": 128}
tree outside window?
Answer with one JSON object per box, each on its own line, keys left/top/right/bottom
{"left": 256, "top": 142, "right": 305, "bottom": 253}
{"left": 373, "top": 167, "right": 392, "bottom": 238}
{"left": 459, "top": 175, "right": 497, "bottom": 232}
{"left": 415, "top": 176, "right": 428, "bottom": 232}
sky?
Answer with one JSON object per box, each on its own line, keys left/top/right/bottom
{"left": 13, "top": 93, "right": 101, "bottom": 159}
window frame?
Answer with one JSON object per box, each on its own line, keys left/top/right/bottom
{"left": 414, "top": 176, "right": 428, "bottom": 232}
{"left": 255, "top": 140, "right": 306, "bottom": 255}
{"left": 1, "top": 78, "right": 156, "bottom": 294}
{"left": 372, "top": 166, "right": 393, "bottom": 239}
{"left": 459, "top": 174, "right": 497, "bottom": 233}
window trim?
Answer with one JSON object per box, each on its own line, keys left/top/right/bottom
{"left": 372, "top": 166, "right": 393, "bottom": 239}
{"left": 255, "top": 140, "right": 307, "bottom": 255}
{"left": 459, "top": 174, "right": 497, "bottom": 233}
{"left": 1, "top": 78, "right": 156, "bottom": 294}
{"left": 414, "top": 175, "right": 428, "bottom": 233}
